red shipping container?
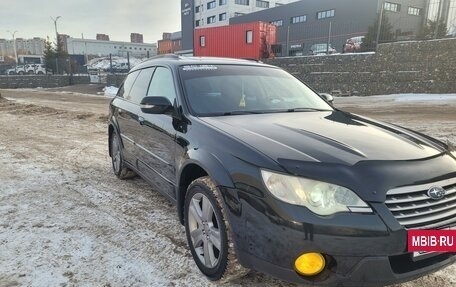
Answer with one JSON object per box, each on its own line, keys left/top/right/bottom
{"left": 194, "top": 22, "right": 277, "bottom": 60}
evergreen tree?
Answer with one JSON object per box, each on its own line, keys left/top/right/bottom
{"left": 56, "top": 36, "right": 69, "bottom": 74}
{"left": 361, "top": 14, "right": 394, "bottom": 52}
{"left": 43, "top": 38, "right": 56, "bottom": 74}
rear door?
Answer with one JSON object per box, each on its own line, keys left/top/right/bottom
{"left": 112, "top": 70, "right": 141, "bottom": 164}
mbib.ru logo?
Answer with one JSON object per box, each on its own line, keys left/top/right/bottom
{"left": 408, "top": 229, "right": 456, "bottom": 252}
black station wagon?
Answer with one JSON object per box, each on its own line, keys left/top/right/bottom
{"left": 108, "top": 55, "right": 456, "bottom": 286}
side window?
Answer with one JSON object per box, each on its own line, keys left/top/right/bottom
{"left": 119, "top": 70, "right": 140, "bottom": 99}
{"left": 128, "top": 67, "right": 155, "bottom": 104}
{"left": 147, "top": 67, "right": 177, "bottom": 104}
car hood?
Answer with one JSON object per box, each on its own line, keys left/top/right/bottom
{"left": 201, "top": 111, "right": 445, "bottom": 166}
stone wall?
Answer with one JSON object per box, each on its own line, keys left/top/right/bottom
{"left": 264, "top": 39, "right": 456, "bottom": 96}
{"left": 0, "top": 75, "right": 90, "bottom": 89}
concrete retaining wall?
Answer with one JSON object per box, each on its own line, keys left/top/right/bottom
{"left": 264, "top": 39, "right": 456, "bottom": 96}
{"left": 0, "top": 75, "right": 90, "bottom": 89}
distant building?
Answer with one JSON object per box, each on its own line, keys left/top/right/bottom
{"left": 58, "top": 34, "right": 70, "bottom": 52}
{"left": 181, "top": 0, "right": 300, "bottom": 53}
{"left": 230, "top": 0, "right": 432, "bottom": 56}
{"left": 427, "top": 0, "right": 456, "bottom": 35}
{"left": 0, "top": 37, "right": 45, "bottom": 57}
{"left": 96, "top": 34, "right": 110, "bottom": 41}
{"left": 157, "top": 32, "right": 182, "bottom": 54}
{"left": 130, "top": 33, "right": 144, "bottom": 43}
{"left": 64, "top": 37, "right": 157, "bottom": 58}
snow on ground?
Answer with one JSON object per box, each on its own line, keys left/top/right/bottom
{"left": 353, "top": 93, "right": 456, "bottom": 103}
{"left": 86, "top": 56, "right": 145, "bottom": 71}
{"left": 103, "top": 86, "right": 119, "bottom": 97}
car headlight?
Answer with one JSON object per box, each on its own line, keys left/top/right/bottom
{"left": 261, "top": 170, "right": 372, "bottom": 216}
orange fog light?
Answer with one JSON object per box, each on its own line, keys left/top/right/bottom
{"left": 294, "top": 252, "right": 326, "bottom": 276}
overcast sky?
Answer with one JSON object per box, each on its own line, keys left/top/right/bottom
{"left": 0, "top": 0, "right": 181, "bottom": 43}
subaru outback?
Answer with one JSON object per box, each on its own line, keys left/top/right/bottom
{"left": 108, "top": 55, "right": 456, "bottom": 286}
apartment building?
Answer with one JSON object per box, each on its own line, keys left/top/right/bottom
{"left": 0, "top": 37, "right": 45, "bottom": 57}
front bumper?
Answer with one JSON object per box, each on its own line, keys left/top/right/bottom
{"left": 237, "top": 249, "right": 455, "bottom": 286}
{"left": 221, "top": 187, "right": 456, "bottom": 286}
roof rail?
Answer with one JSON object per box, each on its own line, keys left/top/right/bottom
{"left": 149, "top": 54, "right": 181, "bottom": 60}
{"left": 241, "top": 57, "right": 263, "bottom": 63}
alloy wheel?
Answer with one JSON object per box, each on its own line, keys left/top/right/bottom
{"left": 187, "top": 192, "right": 222, "bottom": 268}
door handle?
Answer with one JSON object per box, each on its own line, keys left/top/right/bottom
{"left": 138, "top": 116, "right": 145, "bottom": 125}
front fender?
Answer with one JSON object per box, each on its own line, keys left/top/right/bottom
{"left": 176, "top": 148, "right": 236, "bottom": 224}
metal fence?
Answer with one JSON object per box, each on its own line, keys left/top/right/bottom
{"left": 269, "top": 11, "right": 456, "bottom": 58}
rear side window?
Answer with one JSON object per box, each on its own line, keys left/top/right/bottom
{"left": 118, "top": 70, "right": 140, "bottom": 99}
{"left": 128, "top": 67, "right": 155, "bottom": 104}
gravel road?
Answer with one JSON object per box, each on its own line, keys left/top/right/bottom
{"left": 0, "top": 87, "right": 454, "bottom": 287}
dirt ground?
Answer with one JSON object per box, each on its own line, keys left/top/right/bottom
{"left": 0, "top": 86, "right": 455, "bottom": 287}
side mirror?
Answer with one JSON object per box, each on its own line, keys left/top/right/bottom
{"left": 319, "top": 93, "right": 334, "bottom": 104}
{"left": 140, "top": 96, "right": 173, "bottom": 114}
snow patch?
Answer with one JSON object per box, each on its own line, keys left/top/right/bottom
{"left": 103, "top": 86, "right": 119, "bottom": 97}
{"left": 345, "top": 93, "right": 456, "bottom": 103}
{"left": 388, "top": 94, "right": 456, "bottom": 102}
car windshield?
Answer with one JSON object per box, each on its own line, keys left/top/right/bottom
{"left": 179, "top": 64, "right": 333, "bottom": 116}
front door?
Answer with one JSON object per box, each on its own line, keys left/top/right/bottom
{"left": 136, "top": 66, "right": 178, "bottom": 200}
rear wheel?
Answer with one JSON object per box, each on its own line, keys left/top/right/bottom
{"left": 110, "top": 131, "right": 135, "bottom": 179}
{"left": 184, "top": 177, "right": 249, "bottom": 282}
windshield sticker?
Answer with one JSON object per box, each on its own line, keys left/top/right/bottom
{"left": 182, "top": 65, "right": 218, "bottom": 71}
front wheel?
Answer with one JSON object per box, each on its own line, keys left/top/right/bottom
{"left": 184, "top": 177, "right": 249, "bottom": 282}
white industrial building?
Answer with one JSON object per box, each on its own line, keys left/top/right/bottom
{"left": 65, "top": 38, "right": 157, "bottom": 58}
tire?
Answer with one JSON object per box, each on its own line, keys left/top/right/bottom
{"left": 184, "top": 177, "right": 249, "bottom": 282}
{"left": 110, "top": 131, "right": 136, "bottom": 179}
{"left": 18, "top": 71, "right": 24, "bottom": 75}
{"left": 37, "top": 71, "right": 44, "bottom": 75}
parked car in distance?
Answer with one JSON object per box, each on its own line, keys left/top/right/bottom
{"left": 6, "top": 64, "right": 46, "bottom": 75}
{"left": 343, "top": 36, "right": 365, "bottom": 53}
{"left": 6, "top": 65, "right": 26, "bottom": 75}
{"left": 108, "top": 55, "right": 456, "bottom": 286}
{"left": 25, "top": 64, "right": 46, "bottom": 75}
{"left": 309, "top": 43, "right": 337, "bottom": 55}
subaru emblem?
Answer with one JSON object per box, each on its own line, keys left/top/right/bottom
{"left": 427, "top": 186, "right": 446, "bottom": 200}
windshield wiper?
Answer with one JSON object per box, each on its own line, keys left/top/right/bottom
{"left": 285, "top": 108, "right": 332, "bottom": 112}
{"left": 222, "top": 110, "right": 264, "bottom": 116}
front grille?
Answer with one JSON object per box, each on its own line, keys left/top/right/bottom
{"left": 385, "top": 178, "right": 456, "bottom": 229}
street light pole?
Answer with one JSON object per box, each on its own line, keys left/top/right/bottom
{"left": 51, "top": 16, "right": 61, "bottom": 44}
{"left": 7, "top": 30, "right": 18, "bottom": 65}
{"left": 51, "top": 16, "right": 61, "bottom": 74}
